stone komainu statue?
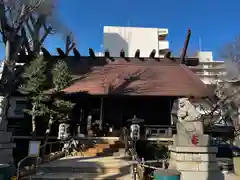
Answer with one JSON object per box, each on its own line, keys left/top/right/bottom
{"left": 172, "top": 98, "right": 204, "bottom": 144}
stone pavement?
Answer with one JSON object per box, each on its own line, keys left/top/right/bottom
{"left": 29, "top": 156, "right": 133, "bottom": 179}
{"left": 223, "top": 173, "right": 239, "bottom": 180}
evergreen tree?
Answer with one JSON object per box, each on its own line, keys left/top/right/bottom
{"left": 51, "top": 60, "right": 75, "bottom": 123}
{"left": 19, "top": 55, "right": 49, "bottom": 139}
{"left": 51, "top": 60, "right": 75, "bottom": 126}
{"left": 52, "top": 60, "right": 72, "bottom": 91}
{"left": 43, "top": 60, "right": 74, "bottom": 147}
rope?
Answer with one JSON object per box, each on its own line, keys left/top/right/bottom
{"left": 141, "top": 164, "right": 164, "bottom": 170}
{"left": 128, "top": 152, "right": 167, "bottom": 180}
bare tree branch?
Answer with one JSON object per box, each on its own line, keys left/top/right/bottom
{"left": 0, "top": 1, "right": 75, "bottom": 153}
{"left": 65, "top": 34, "right": 75, "bottom": 56}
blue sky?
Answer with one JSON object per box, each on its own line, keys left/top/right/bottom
{"left": 2, "top": 0, "right": 240, "bottom": 60}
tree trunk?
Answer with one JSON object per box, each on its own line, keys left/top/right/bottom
{"left": 41, "top": 116, "right": 53, "bottom": 158}
{"left": 31, "top": 115, "right": 36, "bottom": 140}
{"left": 31, "top": 104, "right": 36, "bottom": 140}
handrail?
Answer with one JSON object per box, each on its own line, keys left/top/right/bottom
{"left": 16, "top": 140, "right": 64, "bottom": 180}
{"left": 144, "top": 125, "right": 175, "bottom": 128}
{"left": 16, "top": 156, "right": 41, "bottom": 180}
{"left": 128, "top": 141, "right": 168, "bottom": 180}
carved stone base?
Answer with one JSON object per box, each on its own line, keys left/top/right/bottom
{"left": 173, "top": 134, "right": 211, "bottom": 147}
{"left": 169, "top": 146, "right": 223, "bottom": 180}
{"left": 0, "top": 96, "right": 15, "bottom": 166}
{"left": 0, "top": 130, "right": 15, "bottom": 165}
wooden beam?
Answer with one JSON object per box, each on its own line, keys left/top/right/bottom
{"left": 120, "top": 49, "right": 125, "bottom": 58}
{"left": 73, "top": 47, "right": 81, "bottom": 58}
{"left": 180, "top": 29, "right": 191, "bottom": 64}
{"left": 149, "top": 49, "right": 156, "bottom": 58}
{"left": 164, "top": 50, "right": 172, "bottom": 59}
{"left": 135, "top": 49, "right": 140, "bottom": 58}
{"left": 89, "top": 48, "right": 95, "bottom": 58}
{"left": 56, "top": 48, "right": 65, "bottom": 57}
{"left": 104, "top": 49, "right": 110, "bottom": 58}
{"left": 41, "top": 47, "right": 51, "bottom": 56}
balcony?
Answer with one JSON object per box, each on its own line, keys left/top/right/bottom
{"left": 158, "top": 41, "right": 169, "bottom": 51}
{"left": 195, "top": 71, "right": 226, "bottom": 76}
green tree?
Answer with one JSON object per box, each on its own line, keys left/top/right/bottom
{"left": 0, "top": 0, "right": 75, "bottom": 142}
{"left": 43, "top": 60, "right": 74, "bottom": 147}
{"left": 52, "top": 60, "right": 72, "bottom": 91}
{"left": 51, "top": 60, "right": 75, "bottom": 129}
{"left": 19, "top": 55, "right": 49, "bottom": 140}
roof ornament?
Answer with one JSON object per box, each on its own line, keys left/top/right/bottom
{"left": 73, "top": 47, "right": 81, "bottom": 58}
{"left": 164, "top": 50, "right": 172, "bottom": 59}
{"left": 120, "top": 49, "right": 125, "bottom": 58}
{"left": 89, "top": 48, "right": 96, "bottom": 58}
{"left": 180, "top": 29, "right": 191, "bottom": 64}
{"left": 104, "top": 49, "right": 110, "bottom": 58}
{"left": 149, "top": 49, "right": 156, "bottom": 58}
{"left": 41, "top": 47, "right": 51, "bottom": 57}
{"left": 56, "top": 48, "right": 65, "bottom": 57}
{"left": 135, "top": 49, "right": 140, "bottom": 58}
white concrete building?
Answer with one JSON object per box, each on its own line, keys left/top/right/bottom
{"left": 103, "top": 26, "right": 169, "bottom": 57}
{"left": 102, "top": 26, "right": 226, "bottom": 85}
{"left": 189, "top": 51, "right": 225, "bottom": 84}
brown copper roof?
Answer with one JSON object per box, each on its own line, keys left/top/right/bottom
{"left": 63, "top": 62, "right": 209, "bottom": 97}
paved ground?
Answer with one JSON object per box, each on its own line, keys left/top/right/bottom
{"left": 233, "top": 157, "right": 240, "bottom": 175}
{"left": 224, "top": 173, "right": 239, "bottom": 180}
{"left": 38, "top": 156, "right": 133, "bottom": 180}
{"left": 37, "top": 156, "right": 240, "bottom": 180}
{"left": 45, "top": 156, "right": 131, "bottom": 167}
{"left": 32, "top": 172, "right": 132, "bottom": 179}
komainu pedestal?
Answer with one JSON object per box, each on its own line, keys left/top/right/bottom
{"left": 169, "top": 98, "right": 222, "bottom": 180}
{"left": 169, "top": 137, "right": 222, "bottom": 180}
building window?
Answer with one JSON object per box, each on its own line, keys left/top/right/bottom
{"left": 14, "top": 100, "right": 26, "bottom": 116}
{"left": 158, "top": 34, "right": 167, "bottom": 41}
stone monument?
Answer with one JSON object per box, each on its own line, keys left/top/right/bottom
{"left": 0, "top": 96, "right": 16, "bottom": 167}
{"left": 169, "top": 98, "right": 222, "bottom": 180}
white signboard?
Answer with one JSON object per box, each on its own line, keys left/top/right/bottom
{"left": 28, "top": 141, "right": 41, "bottom": 157}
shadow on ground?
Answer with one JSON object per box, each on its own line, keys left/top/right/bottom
{"left": 102, "top": 165, "right": 131, "bottom": 180}
{"left": 36, "top": 156, "right": 132, "bottom": 179}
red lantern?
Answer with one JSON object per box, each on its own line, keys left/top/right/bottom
{"left": 192, "top": 135, "right": 199, "bottom": 145}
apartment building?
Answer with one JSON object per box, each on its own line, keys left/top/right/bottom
{"left": 102, "top": 26, "right": 226, "bottom": 85}
{"left": 189, "top": 51, "right": 225, "bottom": 84}
{"left": 103, "top": 26, "right": 169, "bottom": 57}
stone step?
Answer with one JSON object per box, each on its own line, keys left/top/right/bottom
{"left": 80, "top": 151, "right": 96, "bottom": 156}
{"left": 86, "top": 147, "right": 99, "bottom": 154}
{"left": 22, "top": 172, "right": 132, "bottom": 180}
{"left": 68, "top": 141, "right": 125, "bottom": 157}
{"left": 37, "top": 165, "right": 128, "bottom": 174}
{"left": 95, "top": 143, "right": 110, "bottom": 149}
{"left": 37, "top": 166, "right": 104, "bottom": 174}
{"left": 109, "top": 141, "right": 125, "bottom": 149}
{"left": 27, "top": 156, "right": 132, "bottom": 180}
{"left": 96, "top": 148, "right": 118, "bottom": 157}
{"left": 113, "top": 152, "right": 125, "bottom": 157}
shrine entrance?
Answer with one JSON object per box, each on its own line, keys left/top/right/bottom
{"left": 71, "top": 95, "right": 176, "bottom": 137}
